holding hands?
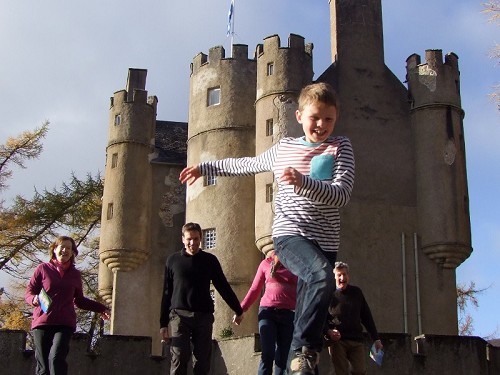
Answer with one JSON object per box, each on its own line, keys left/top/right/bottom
{"left": 232, "top": 313, "right": 244, "bottom": 326}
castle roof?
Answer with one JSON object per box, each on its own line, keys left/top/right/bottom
{"left": 153, "top": 120, "right": 188, "bottom": 165}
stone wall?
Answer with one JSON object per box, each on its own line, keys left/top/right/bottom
{"left": 2, "top": 330, "right": 498, "bottom": 374}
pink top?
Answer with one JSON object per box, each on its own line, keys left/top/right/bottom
{"left": 240, "top": 257, "right": 298, "bottom": 311}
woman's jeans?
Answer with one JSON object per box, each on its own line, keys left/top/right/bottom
{"left": 274, "top": 235, "right": 335, "bottom": 353}
{"left": 258, "top": 307, "right": 295, "bottom": 375}
{"left": 33, "top": 325, "right": 73, "bottom": 375}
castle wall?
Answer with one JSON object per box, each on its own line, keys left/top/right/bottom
{"left": 148, "top": 162, "right": 187, "bottom": 355}
{"left": 406, "top": 50, "right": 472, "bottom": 269}
{"left": 317, "top": 0, "right": 464, "bottom": 338}
{"left": 186, "top": 44, "right": 261, "bottom": 339}
{"left": 98, "top": 69, "right": 188, "bottom": 356}
{"left": 254, "top": 33, "right": 313, "bottom": 253}
{"left": 2, "top": 330, "right": 498, "bottom": 374}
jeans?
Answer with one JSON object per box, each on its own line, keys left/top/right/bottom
{"left": 258, "top": 307, "right": 295, "bottom": 375}
{"left": 168, "top": 309, "right": 214, "bottom": 375}
{"left": 32, "top": 325, "right": 73, "bottom": 375}
{"left": 273, "top": 236, "right": 335, "bottom": 353}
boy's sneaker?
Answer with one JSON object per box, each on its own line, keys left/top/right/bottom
{"left": 290, "top": 347, "right": 319, "bottom": 375}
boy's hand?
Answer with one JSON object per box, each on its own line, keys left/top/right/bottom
{"left": 279, "top": 167, "right": 303, "bottom": 187}
{"left": 180, "top": 166, "right": 201, "bottom": 185}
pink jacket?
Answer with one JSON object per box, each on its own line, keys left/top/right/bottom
{"left": 25, "top": 261, "right": 107, "bottom": 331}
{"left": 240, "top": 257, "right": 297, "bottom": 311}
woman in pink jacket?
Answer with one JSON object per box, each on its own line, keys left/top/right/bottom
{"left": 25, "top": 236, "right": 110, "bottom": 375}
{"left": 233, "top": 251, "right": 298, "bottom": 375}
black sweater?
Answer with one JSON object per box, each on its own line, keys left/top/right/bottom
{"left": 160, "top": 248, "right": 243, "bottom": 327}
{"left": 327, "top": 284, "right": 379, "bottom": 342}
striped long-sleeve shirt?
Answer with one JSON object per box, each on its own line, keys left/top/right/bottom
{"left": 199, "top": 135, "right": 355, "bottom": 253}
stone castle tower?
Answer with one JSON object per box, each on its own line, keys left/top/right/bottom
{"left": 98, "top": 0, "right": 472, "bottom": 356}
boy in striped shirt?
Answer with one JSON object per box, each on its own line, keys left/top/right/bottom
{"left": 180, "top": 82, "right": 355, "bottom": 374}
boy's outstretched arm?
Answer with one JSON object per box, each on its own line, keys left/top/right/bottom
{"left": 179, "top": 165, "right": 201, "bottom": 185}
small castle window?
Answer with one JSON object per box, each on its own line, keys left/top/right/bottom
{"left": 114, "top": 114, "right": 121, "bottom": 125}
{"left": 204, "top": 175, "right": 217, "bottom": 186}
{"left": 203, "top": 228, "right": 216, "bottom": 250}
{"left": 266, "top": 119, "right": 274, "bottom": 136}
{"left": 106, "top": 203, "right": 114, "bottom": 220}
{"left": 207, "top": 87, "right": 221, "bottom": 106}
{"left": 111, "top": 153, "right": 118, "bottom": 168}
{"left": 267, "top": 63, "right": 274, "bottom": 76}
{"left": 266, "top": 183, "right": 274, "bottom": 203}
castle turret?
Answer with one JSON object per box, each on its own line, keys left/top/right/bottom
{"left": 99, "top": 68, "right": 157, "bottom": 335}
{"left": 254, "top": 34, "right": 313, "bottom": 254}
{"left": 406, "top": 50, "right": 472, "bottom": 268}
{"left": 186, "top": 45, "right": 260, "bottom": 338}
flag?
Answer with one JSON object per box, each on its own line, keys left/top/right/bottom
{"left": 227, "top": 0, "right": 234, "bottom": 37}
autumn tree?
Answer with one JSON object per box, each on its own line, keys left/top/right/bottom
{"left": 483, "top": 0, "right": 500, "bottom": 109}
{"left": 0, "top": 125, "right": 107, "bottom": 348}
{"left": 0, "top": 122, "right": 49, "bottom": 194}
{"left": 0, "top": 173, "right": 103, "bottom": 276}
{"left": 457, "top": 281, "right": 484, "bottom": 335}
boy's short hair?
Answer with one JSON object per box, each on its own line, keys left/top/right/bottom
{"left": 334, "top": 261, "right": 349, "bottom": 273}
{"left": 182, "top": 222, "right": 202, "bottom": 237}
{"left": 298, "top": 82, "right": 339, "bottom": 112}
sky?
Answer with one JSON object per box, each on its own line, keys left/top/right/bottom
{"left": 1, "top": 0, "right": 498, "bottom": 338}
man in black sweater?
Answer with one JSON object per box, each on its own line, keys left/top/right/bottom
{"left": 325, "top": 261, "right": 383, "bottom": 375}
{"left": 160, "top": 222, "right": 243, "bottom": 375}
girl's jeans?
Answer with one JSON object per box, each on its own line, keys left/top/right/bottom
{"left": 258, "top": 307, "right": 295, "bottom": 375}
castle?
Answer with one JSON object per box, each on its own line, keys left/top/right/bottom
{"left": 6, "top": 0, "right": 498, "bottom": 373}
{"left": 99, "top": 0, "right": 473, "bottom": 348}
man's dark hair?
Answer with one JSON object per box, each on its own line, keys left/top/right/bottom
{"left": 182, "top": 222, "right": 202, "bottom": 237}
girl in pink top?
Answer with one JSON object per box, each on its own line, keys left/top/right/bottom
{"left": 233, "top": 252, "right": 298, "bottom": 375}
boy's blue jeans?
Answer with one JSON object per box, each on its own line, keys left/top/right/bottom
{"left": 273, "top": 235, "right": 335, "bottom": 353}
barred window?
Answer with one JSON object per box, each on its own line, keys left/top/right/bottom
{"left": 203, "top": 228, "right": 216, "bottom": 249}
{"left": 207, "top": 87, "right": 221, "bottom": 106}
{"left": 204, "top": 175, "right": 217, "bottom": 186}
{"left": 266, "top": 118, "right": 274, "bottom": 136}
{"left": 266, "top": 184, "right": 274, "bottom": 203}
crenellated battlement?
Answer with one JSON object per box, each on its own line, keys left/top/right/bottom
{"left": 110, "top": 89, "right": 157, "bottom": 113}
{"left": 2, "top": 330, "right": 498, "bottom": 374}
{"left": 255, "top": 33, "right": 313, "bottom": 57}
{"left": 190, "top": 44, "right": 255, "bottom": 75}
{"left": 406, "top": 49, "right": 461, "bottom": 108}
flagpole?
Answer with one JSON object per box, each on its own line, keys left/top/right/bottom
{"left": 231, "top": 0, "right": 235, "bottom": 57}
{"left": 227, "top": 0, "right": 235, "bottom": 57}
